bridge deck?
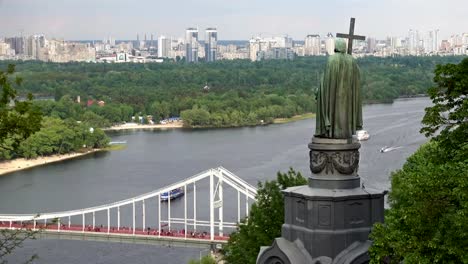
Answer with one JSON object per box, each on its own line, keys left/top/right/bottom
{"left": 0, "top": 222, "right": 228, "bottom": 249}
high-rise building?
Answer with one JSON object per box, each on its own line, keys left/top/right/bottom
{"left": 185, "top": 28, "right": 199, "bottom": 62}
{"left": 158, "top": 35, "right": 171, "bottom": 58}
{"left": 249, "top": 36, "right": 293, "bottom": 61}
{"left": 5, "top": 36, "right": 25, "bottom": 55}
{"left": 367, "top": 37, "right": 376, "bottom": 53}
{"left": 205, "top": 28, "right": 217, "bottom": 62}
{"left": 325, "top": 33, "right": 335, "bottom": 55}
{"left": 304, "top": 34, "right": 320, "bottom": 55}
{"left": 26, "top": 35, "right": 39, "bottom": 59}
{"left": 408, "top": 29, "right": 422, "bottom": 55}
{"left": 0, "top": 42, "right": 14, "bottom": 56}
{"left": 432, "top": 29, "right": 439, "bottom": 53}
{"left": 249, "top": 38, "right": 261, "bottom": 61}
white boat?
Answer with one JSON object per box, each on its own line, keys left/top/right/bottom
{"left": 380, "top": 146, "right": 403, "bottom": 153}
{"left": 356, "top": 130, "right": 370, "bottom": 141}
{"left": 160, "top": 188, "right": 184, "bottom": 201}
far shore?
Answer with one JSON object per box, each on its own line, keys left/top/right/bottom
{"left": 105, "top": 114, "right": 316, "bottom": 131}
{"left": 0, "top": 149, "right": 101, "bottom": 176}
{"left": 104, "top": 121, "right": 183, "bottom": 131}
{"left": 273, "top": 113, "right": 316, "bottom": 124}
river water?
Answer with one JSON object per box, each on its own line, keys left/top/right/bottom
{"left": 2, "top": 98, "right": 431, "bottom": 264}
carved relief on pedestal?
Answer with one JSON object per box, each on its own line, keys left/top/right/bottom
{"left": 266, "top": 257, "right": 285, "bottom": 264}
{"left": 309, "top": 149, "right": 359, "bottom": 175}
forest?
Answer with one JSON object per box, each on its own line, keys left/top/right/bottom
{"left": 0, "top": 117, "right": 109, "bottom": 160}
{"left": 1, "top": 55, "right": 464, "bottom": 128}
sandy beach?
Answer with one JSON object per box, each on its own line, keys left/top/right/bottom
{"left": 104, "top": 121, "right": 184, "bottom": 131}
{"left": 0, "top": 149, "right": 100, "bottom": 176}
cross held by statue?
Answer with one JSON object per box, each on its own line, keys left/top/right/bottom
{"left": 336, "top": 17, "right": 366, "bottom": 55}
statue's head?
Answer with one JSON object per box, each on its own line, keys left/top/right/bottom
{"left": 334, "top": 39, "right": 347, "bottom": 53}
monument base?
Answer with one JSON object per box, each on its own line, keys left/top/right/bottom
{"left": 257, "top": 138, "right": 387, "bottom": 264}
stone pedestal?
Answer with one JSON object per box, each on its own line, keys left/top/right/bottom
{"left": 257, "top": 137, "right": 387, "bottom": 264}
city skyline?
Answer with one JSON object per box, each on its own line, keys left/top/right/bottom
{"left": 1, "top": 0, "right": 467, "bottom": 40}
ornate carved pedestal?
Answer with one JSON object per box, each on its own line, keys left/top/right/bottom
{"left": 257, "top": 137, "right": 386, "bottom": 264}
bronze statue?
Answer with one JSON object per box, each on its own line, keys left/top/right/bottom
{"left": 315, "top": 38, "right": 363, "bottom": 139}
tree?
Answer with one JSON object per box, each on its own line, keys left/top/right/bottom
{"left": 420, "top": 57, "right": 468, "bottom": 162}
{"left": 222, "top": 168, "right": 307, "bottom": 264}
{"left": 188, "top": 255, "right": 216, "bottom": 264}
{"left": 0, "top": 64, "right": 42, "bottom": 151}
{"left": 369, "top": 58, "right": 468, "bottom": 264}
{"left": 1, "top": 225, "right": 39, "bottom": 264}
{"left": 0, "top": 64, "right": 42, "bottom": 263}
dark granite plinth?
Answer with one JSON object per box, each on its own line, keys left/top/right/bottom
{"left": 257, "top": 137, "right": 387, "bottom": 264}
{"left": 281, "top": 185, "right": 385, "bottom": 259}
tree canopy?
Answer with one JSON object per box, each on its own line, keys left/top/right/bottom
{"left": 222, "top": 168, "right": 307, "bottom": 264}
{"left": 0, "top": 56, "right": 464, "bottom": 128}
{"left": 0, "top": 64, "right": 42, "bottom": 151}
{"left": 369, "top": 57, "right": 468, "bottom": 264}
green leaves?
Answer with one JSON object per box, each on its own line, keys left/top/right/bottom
{"left": 2, "top": 56, "right": 464, "bottom": 129}
{"left": 13, "top": 117, "right": 109, "bottom": 159}
{"left": 370, "top": 142, "right": 468, "bottom": 263}
{"left": 0, "top": 64, "right": 43, "bottom": 152}
{"left": 222, "top": 168, "right": 306, "bottom": 264}
{"left": 421, "top": 58, "right": 468, "bottom": 162}
{"left": 371, "top": 58, "right": 468, "bottom": 263}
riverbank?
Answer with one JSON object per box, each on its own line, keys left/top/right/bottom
{"left": 0, "top": 149, "right": 101, "bottom": 176}
{"left": 273, "top": 113, "right": 316, "bottom": 124}
{"left": 104, "top": 121, "right": 183, "bottom": 131}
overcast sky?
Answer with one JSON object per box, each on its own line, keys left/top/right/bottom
{"left": 1, "top": 0, "right": 466, "bottom": 40}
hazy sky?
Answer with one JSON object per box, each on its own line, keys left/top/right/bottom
{"left": 1, "top": 0, "right": 466, "bottom": 40}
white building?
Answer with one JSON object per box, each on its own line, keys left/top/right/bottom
{"left": 205, "top": 28, "right": 217, "bottom": 62}
{"left": 304, "top": 34, "right": 321, "bottom": 55}
{"left": 325, "top": 33, "right": 335, "bottom": 55}
{"left": 185, "top": 28, "right": 199, "bottom": 62}
{"left": 158, "top": 35, "right": 171, "bottom": 58}
{"left": 248, "top": 36, "right": 293, "bottom": 61}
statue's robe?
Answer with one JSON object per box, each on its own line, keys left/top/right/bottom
{"left": 315, "top": 48, "right": 363, "bottom": 139}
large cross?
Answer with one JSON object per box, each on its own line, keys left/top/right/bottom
{"left": 336, "top": 17, "right": 366, "bottom": 55}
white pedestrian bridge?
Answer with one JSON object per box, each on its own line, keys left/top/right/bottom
{"left": 0, "top": 167, "right": 257, "bottom": 249}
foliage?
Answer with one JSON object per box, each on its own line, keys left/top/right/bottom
{"left": 0, "top": 64, "right": 42, "bottom": 263}
{"left": 0, "top": 56, "right": 464, "bottom": 128}
{"left": 369, "top": 142, "right": 468, "bottom": 263}
{"left": 187, "top": 255, "right": 216, "bottom": 264}
{"left": 222, "top": 168, "right": 307, "bottom": 264}
{"left": 0, "top": 228, "right": 38, "bottom": 264}
{"left": 369, "top": 58, "right": 468, "bottom": 264}
{"left": 16, "top": 117, "right": 108, "bottom": 159}
{"left": 420, "top": 57, "right": 468, "bottom": 161}
{"left": 0, "top": 64, "right": 42, "bottom": 150}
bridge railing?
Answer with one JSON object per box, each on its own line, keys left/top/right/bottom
{"left": 0, "top": 167, "right": 257, "bottom": 243}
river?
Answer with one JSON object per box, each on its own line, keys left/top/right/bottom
{"left": 1, "top": 98, "right": 431, "bottom": 263}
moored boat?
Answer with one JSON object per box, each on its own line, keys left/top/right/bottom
{"left": 356, "top": 130, "right": 370, "bottom": 141}
{"left": 160, "top": 188, "right": 184, "bottom": 201}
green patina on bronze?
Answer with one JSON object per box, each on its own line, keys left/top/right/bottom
{"left": 315, "top": 39, "right": 363, "bottom": 139}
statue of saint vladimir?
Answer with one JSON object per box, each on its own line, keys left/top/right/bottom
{"left": 315, "top": 39, "right": 363, "bottom": 139}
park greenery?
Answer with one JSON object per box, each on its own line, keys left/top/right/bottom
{"left": 0, "top": 64, "right": 42, "bottom": 152}
{"left": 0, "top": 56, "right": 464, "bottom": 128}
{"left": 188, "top": 255, "right": 216, "bottom": 264}
{"left": 369, "top": 58, "right": 468, "bottom": 263}
{"left": 0, "top": 65, "right": 43, "bottom": 263}
{"left": 0, "top": 64, "right": 109, "bottom": 161}
{"left": 222, "top": 168, "right": 307, "bottom": 264}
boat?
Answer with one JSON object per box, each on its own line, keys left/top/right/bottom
{"left": 356, "top": 130, "right": 370, "bottom": 141}
{"left": 160, "top": 188, "right": 184, "bottom": 201}
{"left": 109, "top": 141, "right": 127, "bottom": 145}
{"left": 380, "top": 146, "right": 403, "bottom": 153}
